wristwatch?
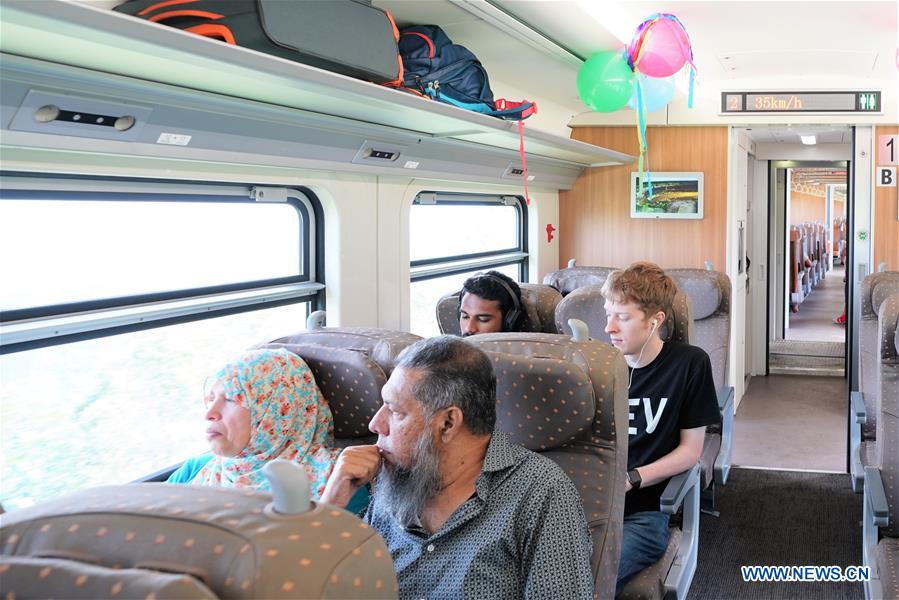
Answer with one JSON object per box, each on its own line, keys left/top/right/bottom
{"left": 627, "top": 469, "right": 642, "bottom": 490}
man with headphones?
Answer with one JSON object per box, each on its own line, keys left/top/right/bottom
{"left": 458, "top": 270, "right": 528, "bottom": 336}
{"left": 601, "top": 262, "right": 719, "bottom": 595}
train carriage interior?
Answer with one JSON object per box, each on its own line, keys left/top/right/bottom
{"left": 1, "top": 0, "right": 897, "bottom": 598}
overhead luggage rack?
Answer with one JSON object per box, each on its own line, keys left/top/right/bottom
{"left": 0, "top": 1, "right": 634, "bottom": 188}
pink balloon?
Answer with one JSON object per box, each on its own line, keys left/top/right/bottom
{"left": 634, "top": 19, "right": 689, "bottom": 78}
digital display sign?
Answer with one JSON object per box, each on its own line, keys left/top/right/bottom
{"left": 721, "top": 91, "right": 881, "bottom": 113}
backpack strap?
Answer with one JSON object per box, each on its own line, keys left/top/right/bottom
{"left": 491, "top": 98, "right": 538, "bottom": 120}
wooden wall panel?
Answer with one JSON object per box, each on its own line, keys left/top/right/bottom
{"left": 874, "top": 125, "right": 899, "bottom": 270}
{"left": 560, "top": 126, "right": 727, "bottom": 270}
{"left": 790, "top": 190, "right": 826, "bottom": 225}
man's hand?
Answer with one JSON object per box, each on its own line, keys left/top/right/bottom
{"left": 320, "top": 445, "right": 382, "bottom": 508}
{"left": 624, "top": 474, "right": 632, "bottom": 493}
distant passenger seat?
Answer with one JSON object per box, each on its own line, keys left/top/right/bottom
{"left": 542, "top": 265, "right": 615, "bottom": 297}
{"left": 435, "top": 283, "right": 562, "bottom": 335}
{"left": 852, "top": 272, "right": 899, "bottom": 490}
{"left": 862, "top": 292, "right": 899, "bottom": 599}
{"left": 668, "top": 268, "right": 735, "bottom": 489}
{"left": 0, "top": 475, "right": 397, "bottom": 598}
{"left": 463, "top": 332, "right": 628, "bottom": 599}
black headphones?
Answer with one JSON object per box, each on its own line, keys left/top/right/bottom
{"left": 481, "top": 273, "right": 522, "bottom": 332}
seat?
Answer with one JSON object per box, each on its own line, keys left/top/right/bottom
{"left": 260, "top": 327, "right": 423, "bottom": 445}
{"left": 435, "top": 283, "right": 562, "bottom": 335}
{"left": 552, "top": 280, "right": 713, "bottom": 599}
{"left": 862, "top": 292, "right": 899, "bottom": 599}
{"left": 463, "top": 331, "right": 629, "bottom": 599}
{"left": 852, "top": 272, "right": 899, "bottom": 491}
{"left": 542, "top": 265, "right": 616, "bottom": 297}
{"left": 667, "top": 269, "right": 735, "bottom": 490}
{"left": 0, "top": 463, "right": 397, "bottom": 599}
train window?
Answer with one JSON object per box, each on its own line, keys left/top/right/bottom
{"left": 1, "top": 200, "right": 302, "bottom": 312}
{"left": 0, "top": 177, "right": 323, "bottom": 508}
{"left": 409, "top": 193, "right": 527, "bottom": 336}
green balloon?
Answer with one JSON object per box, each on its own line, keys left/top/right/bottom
{"left": 577, "top": 50, "right": 635, "bottom": 112}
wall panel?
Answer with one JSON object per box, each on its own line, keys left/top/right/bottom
{"left": 874, "top": 125, "right": 899, "bottom": 270}
{"left": 560, "top": 127, "right": 727, "bottom": 269}
{"left": 790, "top": 190, "right": 826, "bottom": 225}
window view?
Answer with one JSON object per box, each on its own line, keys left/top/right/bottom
{"left": 0, "top": 303, "right": 309, "bottom": 510}
{"left": 409, "top": 194, "right": 527, "bottom": 336}
{"left": 0, "top": 200, "right": 302, "bottom": 313}
{"left": 0, "top": 182, "right": 321, "bottom": 509}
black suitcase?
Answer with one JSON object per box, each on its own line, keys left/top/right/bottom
{"left": 114, "top": 0, "right": 403, "bottom": 85}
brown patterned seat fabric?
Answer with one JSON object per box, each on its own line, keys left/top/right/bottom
{"left": 667, "top": 269, "right": 731, "bottom": 394}
{"left": 463, "top": 333, "right": 628, "bottom": 600}
{"left": 876, "top": 294, "right": 899, "bottom": 538}
{"left": 865, "top": 293, "right": 899, "bottom": 599}
{"left": 861, "top": 273, "right": 899, "bottom": 440}
{"left": 435, "top": 283, "right": 563, "bottom": 335}
{"left": 542, "top": 266, "right": 616, "bottom": 297}
{"left": 260, "top": 328, "right": 423, "bottom": 445}
{"left": 0, "top": 483, "right": 398, "bottom": 599}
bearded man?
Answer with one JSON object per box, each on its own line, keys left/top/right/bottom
{"left": 320, "top": 336, "right": 594, "bottom": 599}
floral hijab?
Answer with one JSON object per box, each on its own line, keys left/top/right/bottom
{"left": 193, "top": 348, "right": 340, "bottom": 499}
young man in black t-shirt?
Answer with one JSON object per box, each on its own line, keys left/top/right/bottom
{"left": 602, "top": 262, "right": 720, "bottom": 594}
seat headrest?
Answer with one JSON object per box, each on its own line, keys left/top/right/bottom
{"left": 542, "top": 266, "right": 615, "bottom": 297}
{"left": 872, "top": 276, "right": 899, "bottom": 317}
{"left": 464, "top": 333, "right": 626, "bottom": 446}
{"left": 486, "top": 350, "right": 595, "bottom": 451}
{"left": 668, "top": 269, "right": 729, "bottom": 321}
{"left": 269, "top": 328, "right": 423, "bottom": 375}
{"left": 258, "top": 343, "right": 384, "bottom": 439}
{"left": 519, "top": 284, "right": 563, "bottom": 333}
{"left": 861, "top": 272, "right": 899, "bottom": 319}
{"left": 0, "top": 484, "right": 397, "bottom": 599}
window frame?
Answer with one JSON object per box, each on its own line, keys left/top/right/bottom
{"left": 409, "top": 192, "right": 529, "bottom": 283}
{"left": 0, "top": 175, "right": 324, "bottom": 354}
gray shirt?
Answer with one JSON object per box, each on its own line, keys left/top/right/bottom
{"left": 366, "top": 431, "right": 594, "bottom": 599}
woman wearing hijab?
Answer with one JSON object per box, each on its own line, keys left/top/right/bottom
{"left": 168, "top": 347, "right": 367, "bottom": 512}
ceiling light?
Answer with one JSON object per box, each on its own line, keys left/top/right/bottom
{"left": 800, "top": 135, "right": 817, "bottom": 145}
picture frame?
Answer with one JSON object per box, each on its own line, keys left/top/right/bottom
{"left": 630, "top": 172, "right": 704, "bottom": 219}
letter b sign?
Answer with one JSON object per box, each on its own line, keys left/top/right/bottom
{"left": 877, "top": 167, "right": 897, "bottom": 187}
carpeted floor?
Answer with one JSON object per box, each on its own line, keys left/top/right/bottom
{"left": 786, "top": 266, "right": 846, "bottom": 343}
{"left": 692, "top": 468, "right": 863, "bottom": 599}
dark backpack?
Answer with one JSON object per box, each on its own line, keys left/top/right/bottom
{"left": 398, "top": 25, "right": 536, "bottom": 120}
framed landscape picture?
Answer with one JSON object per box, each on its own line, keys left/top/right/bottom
{"left": 630, "top": 172, "right": 704, "bottom": 219}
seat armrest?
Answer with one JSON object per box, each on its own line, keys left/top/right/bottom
{"left": 850, "top": 391, "right": 867, "bottom": 424}
{"left": 865, "top": 467, "right": 890, "bottom": 528}
{"left": 849, "top": 392, "right": 866, "bottom": 493}
{"left": 717, "top": 385, "right": 735, "bottom": 414}
{"left": 863, "top": 466, "right": 891, "bottom": 598}
{"left": 661, "top": 464, "right": 701, "bottom": 599}
{"left": 660, "top": 464, "right": 700, "bottom": 515}
{"left": 714, "top": 386, "right": 735, "bottom": 486}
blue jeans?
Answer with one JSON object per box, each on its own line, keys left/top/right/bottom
{"left": 616, "top": 511, "right": 670, "bottom": 596}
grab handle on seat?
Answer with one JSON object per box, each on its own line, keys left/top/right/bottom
{"left": 263, "top": 459, "right": 311, "bottom": 515}
{"left": 568, "top": 318, "right": 589, "bottom": 342}
{"left": 306, "top": 310, "right": 327, "bottom": 330}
